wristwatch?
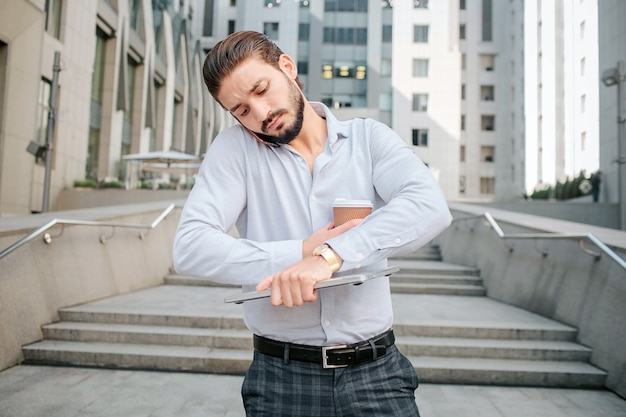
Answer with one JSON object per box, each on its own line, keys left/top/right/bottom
{"left": 312, "top": 244, "right": 341, "bottom": 273}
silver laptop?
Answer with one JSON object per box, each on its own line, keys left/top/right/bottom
{"left": 224, "top": 266, "right": 399, "bottom": 304}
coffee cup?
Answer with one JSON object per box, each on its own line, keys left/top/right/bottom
{"left": 332, "top": 198, "right": 373, "bottom": 226}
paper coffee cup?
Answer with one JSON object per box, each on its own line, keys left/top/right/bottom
{"left": 332, "top": 198, "right": 373, "bottom": 226}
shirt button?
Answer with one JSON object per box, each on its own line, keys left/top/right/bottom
{"left": 311, "top": 195, "right": 317, "bottom": 202}
{"left": 325, "top": 320, "right": 331, "bottom": 326}
{"left": 395, "top": 238, "right": 401, "bottom": 244}
{"left": 356, "top": 253, "right": 364, "bottom": 259}
{"left": 297, "top": 156, "right": 303, "bottom": 162}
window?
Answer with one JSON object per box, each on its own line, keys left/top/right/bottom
{"left": 461, "top": 115, "right": 465, "bottom": 130}
{"left": 325, "top": 0, "right": 368, "bottom": 12}
{"left": 321, "top": 94, "right": 366, "bottom": 109}
{"left": 481, "top": 85, "right": 494, "bottom": 101}
{"left": 297, "top": 61, "right": 308, "bottom": 75}
{"left": 320, "top": 62, "right": 367, "bottom": 79}
{"left": 382, "top": 25, "right": 392, "bottom": 43}
{"left": 459, "top": 175, "right": 466, "bottom": 194}
{"left": 460, "top": 145, "right": 466, "bottom": 161}
{"left": 45, "top": 0, "right": 63, "bottom": 39}
{"left": 381, "top": 59, "right": 392, "bottom": 77}
{"left": 460, "top": 0, "right": 466, "bottom": 10}
{"left": 264, "top": 22, "right": 279, "bottom": 40}
{"left": 413, "top": 25, "right": 429, "bottom": 43}
{"left": 323, "top": 27, "right": 368, "bottom": 45}
{"left": 480, "top": 177, "right": 495, "bottom": 194}
{"left": 461, "top": 53, "right": 466, "bottom": 70}
{"left": 482, "top": 0, "right": 493, "bottom": 41}
{"left": 481, "top": 115, "right": 495, "bottom": 131}
{"left": 480, "top": 145, "right": 495, "bottom": 162}
{"left": 412, "top": 129, "right": 428, "bottom": 146}
{"left": 228, "top": 20, "right": 235, "bottom": 34}
{"left": 459, "top": 24, "right": 466, "bottom": 40}
{"left": 414, "top": 0, "right": 429, "bottom": 9}
{"left": 299, "top": 23, "right": 310, "bottom": 41}
{"left": 36, "top": 78, "right": 52, "bottom": 147}
{"left": 413, "top": 59, "right": 429, "bottom": 77}
{"left": 480, "top": 54, "right": 495, "bottom": 71}
{"left": 379, "top": 93, "right": 392, "bottom": 111}
{"left": 461, "top": 84, "right": 466, "bottom": 99}
{"left": 412, "top": 94, "right": 428, "bottom": 112}
{"left": 129, "top": 0, "right": 142, "bottom": 32}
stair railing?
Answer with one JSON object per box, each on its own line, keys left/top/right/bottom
{"left": 0, "top": 203, "right": 178, "bottom": 261}
{"left": 452, "top": 212, "right": 626, "bottom": 270}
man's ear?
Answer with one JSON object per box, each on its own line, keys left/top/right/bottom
{"left": 278, "top": 54, "right": 298, "bottom": 80}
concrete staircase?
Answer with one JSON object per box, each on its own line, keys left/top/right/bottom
{"left": 22, "top": 246, "right": 607, "bottom": 389}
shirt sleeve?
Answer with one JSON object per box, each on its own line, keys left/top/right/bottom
{"left": 172, "top": 127, "right": 302, "bottom": 286}
{"left": 327, "top": 119, "right": 452, "bottom": 269}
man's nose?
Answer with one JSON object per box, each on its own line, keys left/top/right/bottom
{"left": 251, "top": 102, "right": 271, "bottom": 123}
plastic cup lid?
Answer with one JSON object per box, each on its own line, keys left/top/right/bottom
{"left": 332, "top": 198, "right": 373, "bottom": 208}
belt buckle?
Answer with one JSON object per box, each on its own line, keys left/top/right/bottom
{"left": 322, "top": 345, "right": 349, "bottom": 369}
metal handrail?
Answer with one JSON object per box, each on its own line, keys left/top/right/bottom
{"left": 453, "top": 211, "right": 626, "bottom": 270}
{"left": 0, "top": 203, "right": 177, "bottom": 260}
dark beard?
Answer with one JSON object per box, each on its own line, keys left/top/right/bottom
{"left": 253, "top": 86, "right": 305, "bottom": 146}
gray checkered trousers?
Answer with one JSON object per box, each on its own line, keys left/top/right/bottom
{"left": 241, "top": 344, "right": 421, "bottom": 417}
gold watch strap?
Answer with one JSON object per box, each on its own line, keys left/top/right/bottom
{"left": 314, "top": 244, "right": 341, "bottom": 273}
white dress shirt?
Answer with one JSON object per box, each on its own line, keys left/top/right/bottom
{"left": 173, "top": 102, "right": 452, "bottom": 346}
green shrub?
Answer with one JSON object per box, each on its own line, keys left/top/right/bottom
{"left": 73, "top": 179, "right": 98, "bottom": 188}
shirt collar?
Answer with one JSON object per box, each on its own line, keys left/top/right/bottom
{"left": 309, "top": 102, "right": 350, "bottom": 145}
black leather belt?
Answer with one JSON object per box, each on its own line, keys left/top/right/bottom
{"left": 253, "top": 329, "right": 395, "bottom": 369}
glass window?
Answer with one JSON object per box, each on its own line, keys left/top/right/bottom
{"left": 481, "top": 115, "right": 495, "bottom": 131}
{"left": 460, "top": 145, "right": 465, "bottom": 161}
{"left": 482, "top": 0, "right": 492, "bottom": 41}
{"left": 297, "top": 61, "right": 309, "bottom": 75}
{"left": 299, "top": 23, "right": 310, "bottom": 41}
{"left": 45, "top": 0, "right": 63, "bottom": 39}
{"left": 36, "top": 78, "right": 52, "bottom": 145}
{"left": 480, "top": 54, "right": 495, "bottom": 71}
{"left": 381, "top": 59, "right": 392, "bottom": 77}
{"left": 325, "top": 0, "right": 368, "bottom": 12}
{"left": 480, "top": 145, "right": 495, "bottom": 162}
{"left": 412, "top": 94, "right": 428, "bottom": 112}
{"left": 412, "top": 129, "right": 428, "bottom": 146}
{"left": 413, "top": 25, "right": 429, "bottom": 43}
{"left": 459, "top": 24, "right": 466, "bottom": 40}
{"left": 412, "top": 59, "right": 429, "bottom": 77}
{"left": 382, "top": 25, "right": 392, "bottom": 43}
{"left": 264, "top": 22, "right": 279, "bottom": 40}
{"left": 480, "top": 177, "right": 495, "bottom": 194}
{"left": 460, "top": 0, "right": 466, "bottom": 10}
{"left": 481, "top": 85, "right": 494, "bottom": 101}
{"left": 379, "top": 93, "right": 392, "bottom": 111}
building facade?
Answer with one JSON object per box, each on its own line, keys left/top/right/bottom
{"left": 0, "top": 0, "right": 224, "bottom": 215}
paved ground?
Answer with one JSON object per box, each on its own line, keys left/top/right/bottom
{"left": 1, "top": 365, "right": 625, "bottom": 417}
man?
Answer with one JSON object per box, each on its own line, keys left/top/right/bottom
{"left": 173, "top": 31, "right": 452, "bottom": 416}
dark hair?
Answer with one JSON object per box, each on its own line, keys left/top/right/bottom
{"left": 202, "top": 31, "right": 303, "bottom": 105}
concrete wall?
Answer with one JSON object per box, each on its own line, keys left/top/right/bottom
{"left": 476, "top": 199, "right": 620, "bottom": 229}
{"left": 437, "top": 202, "right": 626, "bottom": 398}
{"left": 0, "top": 201, "right": 182, "bottom": 372}
{"left": 56, "top": 189, "right": 191, "bottom": 211}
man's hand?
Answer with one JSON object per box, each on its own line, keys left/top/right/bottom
{"left": 256, "top": 255, "right": 333, "bottom": 307}
{"left": 256, "top": 217, "right": 362, "bottom": 307}
{"left": 302, "top": 218, "right": 363, "bottom": 258}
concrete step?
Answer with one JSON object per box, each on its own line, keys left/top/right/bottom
{"left": 22, "top": 340, "right": 605, "bottom": 388}
{"left": 396, "top": 336, "right": 592, "bottom": 361}
{"left": 164, "top": 275, "right": 236, "bottom": 287}
{"left": 22, "top": 340, "right": 252, "bottom": 374}
{"left": 41, "top": 321, "right": 590, "bottom": 362}
{"left": 390, "top": 282, "right": 486, "bottom": 296}
{"left": 392, "top": 246, "right": 443, "bottom": 261}
{"left": 391, "top": 274, "right": 484, "bottom": 285}
{"left": 391, "top": 259, "right": 480, "bottom": 276}
{"left": 407, "top": 356, "right": 607, "bottom": 389}
{"left": 42, "top": 322, "right": 253, "bottom": 349}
